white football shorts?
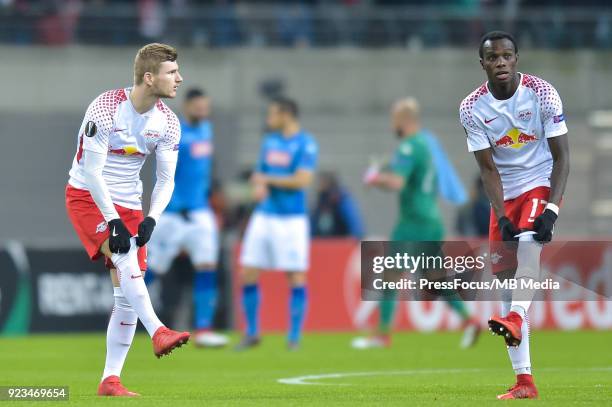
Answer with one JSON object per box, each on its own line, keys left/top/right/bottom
{"left": 240, "top": 211, "right": 310, "bottom": 272}
{"left": 147, "top": 208, "right": 219, "bottom": 274}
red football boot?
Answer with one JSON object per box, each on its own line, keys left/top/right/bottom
{"left": 497, "top": 374, "right": 538, "bottom": 399}
{"left": 488, "top": 311, "right": 523, "bottom": 347}
{"left": 97, "top": 376, "right": 139, "bottom": 397}
{"left": 152, "top": 326, "right": 191, "bottom": 358}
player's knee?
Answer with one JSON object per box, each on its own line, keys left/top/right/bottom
{"left": 194, "top": 263, "right": 215, "bottom": 271}
{"left": 241, "top": 267, "right": 260, "bottom": 284}
{"left": 112, "top": 247, "right": 139, "bottom": 268}
{"left": 287, "top": 271, "right": 306, "bottom": 286}
{"left": 114, "top": 296, "right": 132, "bottom": 311}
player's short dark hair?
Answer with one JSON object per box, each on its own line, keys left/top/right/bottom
{"left": 479, "top": 31, "right": 518, "bottom": 58}
{"left": 185, "top": 88, "right": 207, "bottom": 102}
{"left": 271, "top": 96, "right": 299, "bottom": 118}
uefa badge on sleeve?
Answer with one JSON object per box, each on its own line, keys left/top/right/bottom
{"left": 84, "top": 121, "right": 97, "bottom": 137}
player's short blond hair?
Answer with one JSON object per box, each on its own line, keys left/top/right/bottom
{"left": 392, "top": 97, "right": 420, "bottom": 119}
{"left": 133, "top": 43, "right": 178, "bottom": 85}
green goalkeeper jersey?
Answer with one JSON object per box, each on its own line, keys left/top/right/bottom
{"left": 390, "top": 132, "right": 444, "bottom": 241}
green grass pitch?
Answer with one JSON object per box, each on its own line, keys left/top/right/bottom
{"left": 0, "top": 330, "right": 610, "bottom": 406}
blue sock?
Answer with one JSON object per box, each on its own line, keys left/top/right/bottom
{"left": 288, "top": 286, "right": 307, "bottom": 344}
{"left": 242, "top": 284, "right": 260, "bottom": 338}
{"left": 144, "top": 270, "right": 155, "bottom": 286}
{"left": 194, "top": 270, "right": 217, "bottom": 330}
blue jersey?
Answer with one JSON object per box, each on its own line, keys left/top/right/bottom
{"left": 256, "top": 130, "right": 318, "bottom": 216}
{"left": 165, "top": 119, "right": 213, "bottom": 212}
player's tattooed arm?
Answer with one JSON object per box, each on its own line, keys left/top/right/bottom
{"left": 473, "top": 148, "right": 505, "bottom": 219}
{"left": 262, "top": 169, "right": 314, "bottom": 189}
{"left": 546, "top": 134, "right": 570, "bottom": 207}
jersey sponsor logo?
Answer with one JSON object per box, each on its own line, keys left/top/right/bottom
{"left": 518, "top": 109, "right": 533, "bottom": 122}
{"left": 484, "top": 116, "right": 499, "bottom": 124}
{"left": 494, "top": 128, "right": 538, "bottom": 149}
{"left": 266, "top": 150, "right": 292, "bottom": 166}
{"left": 95, "top": 221, "right": 108, "bottom": 234}
{"left": 190, "top": 141, "right": 213, "bottom": 158}
{"left": 108, "top": 145, "right": 145, "bottom": 157}
{"left": 553, "top": 114, "right": 565, "bottom": 123}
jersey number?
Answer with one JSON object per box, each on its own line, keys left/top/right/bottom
{"left": 422, "top": 166, "right": 435, "bottom": 194}
{"left": 527, "top": 198, "right": 547, "bottom": 223}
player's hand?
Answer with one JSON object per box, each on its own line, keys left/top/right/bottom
{"left": 136, "top": 216, "right": 156, "bottom": 247}
{"left": 250, "top": 173, "right": 267, "bottom": 186}
{"left": 108, "top": 219, "right": 132, "bottom": 254}
{"left": 498, "top": 216, "right": 520, "bottom": 246}
{"left": 252, "top": 183, "right": 268, "bottom": 202}
{"left": 533, "top": 209, "right": 557, "bottom": 243}
{"left": 362, "top": 164, "right": 381, "bottom": 186}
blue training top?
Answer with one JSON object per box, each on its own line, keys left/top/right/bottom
{"left": 421, "top": 129, "right": 467, "bottom": 206}
{"left": 256, "top": 129, "right": 318, "bottom": 216}
{"left": 166, "top": 118, "right": 214, "bottom": 212}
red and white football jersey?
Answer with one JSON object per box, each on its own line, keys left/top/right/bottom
{"left": 460, "top": 73, "right": 568, "bottom": 200}
{"left": 68, "top": 88, "right": 180, "bottom": 209}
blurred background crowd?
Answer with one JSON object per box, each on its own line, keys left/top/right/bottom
{"left": 2, "top": 0, "right": 612, "bottom": 48}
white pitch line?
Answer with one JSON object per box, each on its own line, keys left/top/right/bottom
{"left": 278, "top": 368, "right": 484, "bottom": 385}
{"left": 278, "top": 367, "right": 612, "bottom": 386}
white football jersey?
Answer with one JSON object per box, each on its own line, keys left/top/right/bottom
{"left": 460, "top": 73, "right": 567, "bottom": 200}
{"left": 68, "top": 88, "right": 180, "bottom": 209}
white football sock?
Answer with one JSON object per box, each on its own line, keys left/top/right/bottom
{"left": 112, "top": 238, "right": 164, "bottom": 337}
{"left": 102, "top": 287, "right": 137, "bottom": 381}
{"left": 508, "top": 313, "right": 532, "bottom": 376}
{"left": 511, "top": 234, "right": 542, "bottom": 315}
{"left": 501, "top": 288, "right": 512, "bottom": 317}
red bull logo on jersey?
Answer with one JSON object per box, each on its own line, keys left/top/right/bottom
{"left": 495, "top": 128, "right": 538, "bottom": 149}
{"left": 266, "top": 150, "right": 291, "bottom": 166}
{"left": 109, "top": 145, "right": 145, "bottom": 157}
